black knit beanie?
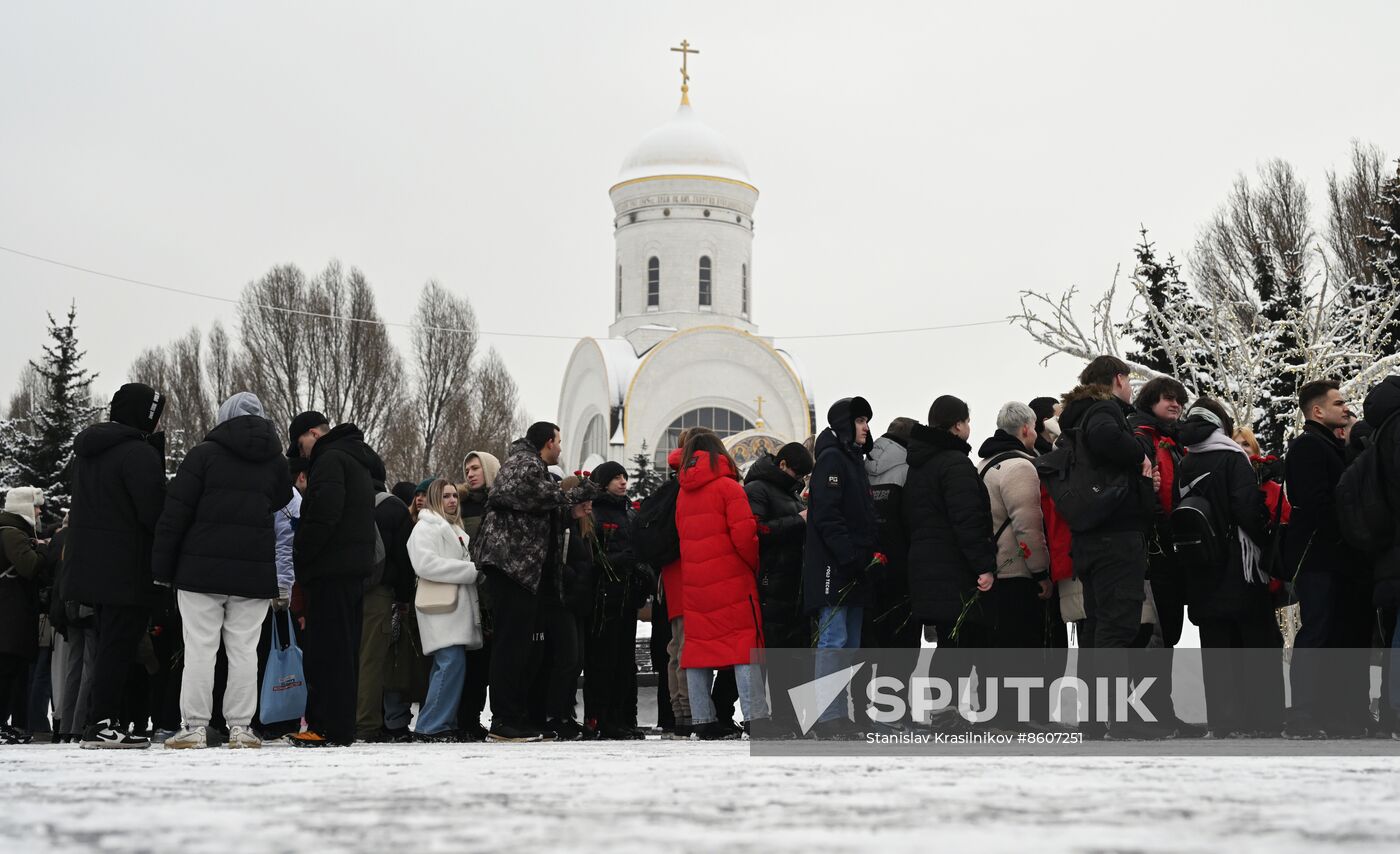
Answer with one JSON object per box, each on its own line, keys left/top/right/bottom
{"left": 590, "top": 461, "right": 628, "bottom": 488}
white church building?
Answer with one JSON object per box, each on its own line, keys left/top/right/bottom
{"left": 557, "top": 48, "right": 814, "bottom": 473}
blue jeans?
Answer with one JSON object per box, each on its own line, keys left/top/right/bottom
{"left": 416, "top": 646, "right": 467, "bottom": 735}
{"left": 686, "top": 665, "right": 769, "bottom": 724}
{"left": 815, "top": 605, "right": 863, "bottom": 723}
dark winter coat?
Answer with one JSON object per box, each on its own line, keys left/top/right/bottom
{"left": 1058, "top": 385, "right": 1154, "bottom": 535}
{"left": 374, "top": 491, "right": 416, "bottom": 603}
{"left": 904, "top": 424, "right": 997, "bottom": 625}
{"left": 561, "top": 517, "right": 596, "bottom": 618}
{"left": 802, "top": 403, "right": 880, "bottom": 614}
{"left": 459, "top": 488, "right": 489, "bottom": 541}
{"left": 677, "top": 450, "right": 760, "bottom": 668}
{"left": 471, "top": 439, "right": 595, "bottom": 595}
{"left": 1175, "top": 420, "right": 1271, "bottom": 622}
{"left": 1283, "top": 420, "right": 1355, "bottom": 577}
{"left": 294, "top": 423, "right": 378, "bottom": 583}
{"left": 64, "top": 421, "right": 167, "bottom": 607}
{"left": 151, "top": 415, "right": 289, "bottom": 599}
{"left": 1361, "top": 376, "right": 1400, "bottom": 605}
{"left": 591, "top": 491, "right": 651, "bottom": 620}
{"left": 744, "top": 453, "right": 807, "bottom": 631}
{"left": 0, "top": 511, "right": 49, "bottom": 659}
{"left": 1130, "top": 411, "right": 1183, "bottom": 583}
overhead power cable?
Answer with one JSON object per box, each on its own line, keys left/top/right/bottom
{"left": 0, "top": 243, "right": 1008, "bottom": 341}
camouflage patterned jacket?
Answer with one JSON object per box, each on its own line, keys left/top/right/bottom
{"left": 470, "top": 439, "right": 596, "bottom": 594}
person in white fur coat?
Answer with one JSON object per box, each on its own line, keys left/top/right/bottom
{"left": 407, "top": 479, "right": 482, "bottom": 741}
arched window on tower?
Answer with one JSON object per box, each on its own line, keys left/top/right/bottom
{"left": 698, "top": 256, "right": 712, "bottom": 308}
{"left": 647, "top": 257, "right": 659, "bottom": 309}
{"left": 741, "top": 263, "right": 749, "bottom": 317}
{"left": 616, "top": 264, "right": 622, "bottom": 316}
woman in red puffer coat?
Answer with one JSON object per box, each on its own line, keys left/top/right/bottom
{"left": 676, "top": 432, "right": 769, "bottom": 737}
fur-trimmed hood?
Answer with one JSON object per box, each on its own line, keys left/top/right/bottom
{"left": 1060, "top": 384, "right": 1122, "bottom": 432}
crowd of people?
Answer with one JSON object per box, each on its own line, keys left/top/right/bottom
{"left": 2, "top": 354, "right": 1400, "bottom": 747}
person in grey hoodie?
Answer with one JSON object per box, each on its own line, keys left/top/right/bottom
{"left": 152, "top": 392, "right": 290, "bottom": 749}
{"left": 865, "top": 417, "right": 919, "bottom": 649}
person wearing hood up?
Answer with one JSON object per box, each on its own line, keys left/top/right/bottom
{"left": 65, "top": 382, "right": 167, "bottom": 749}
{"left": 865, "top": 417, "right": 920, "bottom": 650}
{"left": 151, "top": 392, "right": 290, "bottom": 749}
{"left": 1172, "top": 398, "right": 1279, "bottom": 736}
{"left": 287, "top": 411, "right": 379, "bottom": 747}
{"left": 0, "top": 487, "right": 50, "bottom": 745}
{"left": 802, "top": 397, "right": 881, "bottom": 737}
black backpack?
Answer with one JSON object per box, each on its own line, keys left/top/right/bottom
{"left": 1170, "top": 471, "right": 1225, "bottom": 580}
{"left": 631, "top": 477, "right": 681, "bottom": 568}
{"left": 1336, "top": 412, "right": 1399, "bottom": 555}
{"left": 1034, "top": 404, "right": 1135, "bottom": 534}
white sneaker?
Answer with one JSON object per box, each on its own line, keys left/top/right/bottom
{"left": 227, "top": 726, "right": 262, "bottom": 749}
{"left": 164, "top": 726, "right": 208, "bottom": 750}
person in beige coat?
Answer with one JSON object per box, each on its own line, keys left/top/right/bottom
{"left": 975, "top": 402, "right": 1052, "bottom": 647}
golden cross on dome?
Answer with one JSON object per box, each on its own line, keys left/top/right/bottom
{"left": 754, "top": 394, "right": 766, "bottom": 420}
{"left": 671, "top": 39, "right": 699, "bottom": 105}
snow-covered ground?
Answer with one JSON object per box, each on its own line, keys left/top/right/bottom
{"left": 3, "top": 740, "right": 1400, "bottom": 853}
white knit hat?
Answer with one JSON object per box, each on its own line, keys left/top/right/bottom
{"left": 3, "top": 486, "right": 44, "bottom": 523}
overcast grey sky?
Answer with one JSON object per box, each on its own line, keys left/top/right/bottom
{"left": 4, "top": 1, "right": 1399, "bottom": 446}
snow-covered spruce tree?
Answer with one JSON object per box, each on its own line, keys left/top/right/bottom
{"left": 0, "top": 418, "right": 40, "bottom": 489}
{"left": 629, "top": 441, "right": 667, "bottom": 501}
{"left": 24, "top": 303, "right": 99, "bottom": 506}
{"left": 1123, "top": 227, "right": 1200, "bottom": 379}
{"left": 1016, "top": 155, "right": 1400, "bottom": 450}
{"left": 1361, "top": 162, "right": 1400, "bottom": 355}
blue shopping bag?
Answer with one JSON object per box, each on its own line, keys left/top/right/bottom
{"left": 259, "top": 611, "right": 307, "bottom": 724}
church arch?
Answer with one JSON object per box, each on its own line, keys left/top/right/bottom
{"left": 654, "top": 405, "right": 754, "bottom": 466}
{"left": 579, "top": 412, "right": 608, "bottom": 471}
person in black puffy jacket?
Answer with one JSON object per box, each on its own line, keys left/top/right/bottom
{"left": 1174, "top": 398, "right": 1280, "bottom": 736}
{"left": 65, "top": 382, "right": 166, "bottom": 749}
{"left": 288, "top": 414, "right": 378, "bottom": 747}
{"left": 582, "top": 462, "right": 646, "bottom": 740}
{"left": 151, "top": 392, "right": 289, "bottom": 749}
{"left": 904, "top": 396, "right": 996, "bottom": 641}
{"left": 744, "top": 445, "right": 812, "bottom": 648}
{"left": 802, "top": 397, "right": 880, "bottom": 736}
{"left": 745, "top": 443, "right": 812, "bottom": 736}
